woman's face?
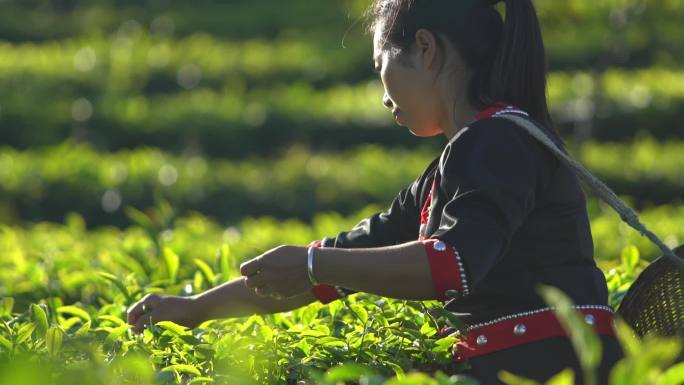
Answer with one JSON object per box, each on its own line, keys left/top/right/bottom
{"left": 372, "top": 25, "right": 444, "bottom": 137}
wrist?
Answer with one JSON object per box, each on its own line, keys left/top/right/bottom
{"left": 310, "top": 246, "right": 335, "bottom": 286}
{"left": 307, "top": 246, "right": 321, "bottom": 286}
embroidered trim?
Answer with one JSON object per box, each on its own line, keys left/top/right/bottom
{"left": 449, "top": 305, "right": 617, "bottom": 362}
{"left": 450, "top": 243, "right": 470, "bottom": 297}
{"left": 464, "top": 304, "right": 615, "bottom": 332}
{"left": 476, "top": 103, "right": 529, "bottom": 120}
{"left": 491, "top": 106, "right": 529, "bottom": 117}
{"left": 334, "top": 286, "right": 347, "bottom": 298}
{"left": 421, "top": 238, "right": 468, "bottom": 301}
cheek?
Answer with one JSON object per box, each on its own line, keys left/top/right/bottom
{"left": 383, "top": 66, "right": 421, "bottom": 107}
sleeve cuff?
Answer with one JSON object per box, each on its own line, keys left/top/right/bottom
{"left": 420, "top": 238, "right": 470, "bottom": 301}
{"left": 307, "top": 240, "right": 347, "bottom": 304}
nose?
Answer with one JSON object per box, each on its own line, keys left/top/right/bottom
{"left": 383, "top": 93, "right": 394, "bottom": 109}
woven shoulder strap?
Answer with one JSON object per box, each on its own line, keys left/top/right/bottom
{"left": 493, "top": 113, "right": 684, "bottom": 269}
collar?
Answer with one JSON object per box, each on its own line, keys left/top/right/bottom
{"left": 475, "top": 102, "right": 525, "bottom": 121}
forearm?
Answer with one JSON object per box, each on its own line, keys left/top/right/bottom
{"left": 192, "top": 276, "right": 316, "bottom": 321}
{"left": 314, "top": 240, "right": 436, "bottom": 300}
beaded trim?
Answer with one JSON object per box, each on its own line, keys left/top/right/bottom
{"left": 464, "top": 304, "right": 615, "bottom": 333}
{"left": 450, "top": 243, "right": 470, "bottom": 297}
{"left": 491, "top": 106, "right": 529, "bottom": 117}
{"left": 334, "top": 286, "right": 347, "bottom": 298}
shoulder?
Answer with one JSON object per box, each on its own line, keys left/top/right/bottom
{"left": 437, "top": 115, "right": 561, "bottom": 190}
{"left": 448, "top": 114, "right": 537, "bottom": 150}
{"left": 439, "top": 116, "right": 535, "bottom": 172}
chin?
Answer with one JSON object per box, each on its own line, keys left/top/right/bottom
{"left": 407, "top": 124, "right": 441, "bottom": 138}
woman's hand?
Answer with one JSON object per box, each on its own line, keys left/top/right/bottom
{"left": 126, "top": 293, "right": 206, "bottom": 334}
{"left": 239, "top": 245, "right": 313, "bottom": 299}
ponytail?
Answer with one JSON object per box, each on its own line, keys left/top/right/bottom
{"left": 489, "top": 0, "right": 555, "bottom": 133}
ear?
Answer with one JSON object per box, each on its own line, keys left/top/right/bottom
{"left": 414, "top": 28, "right": 438, "bottom": 71}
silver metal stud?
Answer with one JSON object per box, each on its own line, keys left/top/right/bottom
{"left": 433, "top": 240, "right": 447, "bottom": 251}
{"left": 513, "top": 323, "right": 527, "bottom": 336}
{"left": 476, "top": 334, "right": 488, "bottom": 346}
{"left": 584, "top": 314, "right": 595, "bottom": 325}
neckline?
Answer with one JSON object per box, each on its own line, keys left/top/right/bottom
{"left": 475, "top": 102, "right": 523, "bottom": 121}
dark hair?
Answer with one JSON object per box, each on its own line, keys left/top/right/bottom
{"left": 365, "top": 0, "right": 562, "bottom": 140}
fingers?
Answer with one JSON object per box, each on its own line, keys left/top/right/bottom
{"left": 254, "top": 286, "right": 272, "bottom": 297}
{"left": 244, "top": 276, "right": 282, "bottom": 298}
{"left": 127, "top": 299, "right": 145, "bottom": 326}
{"left": 132, "top": 310, "right": 155, "bottom": 335}
{"left": 126, "top": 293, "right": 161, "bottom": 328}
{"left": 243, "top": 273, "right": 267, "bottom": 289}
{"left": 239, "top": 256, "right": 262, "bottom": 277}
{"left": 241, "top": 275, "right": 279, "bottom": 298}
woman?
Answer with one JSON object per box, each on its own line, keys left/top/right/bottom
{"left": 127, "top": 0, "right": 625, "bottom": 383}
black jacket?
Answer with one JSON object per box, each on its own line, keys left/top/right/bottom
{"left": 315, "top": 112, "right": 624, "bottom": 384}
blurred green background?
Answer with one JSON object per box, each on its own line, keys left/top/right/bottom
{"left": 0, "top": 0, "right": 683, "bottom": 229}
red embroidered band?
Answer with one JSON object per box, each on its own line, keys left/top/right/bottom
{"left": 443, "top": 305, "right": 617, "bottom": 362}
{"left": 420, "top": 238, "right": 469, "bottom": 301}
{"left": 307, "top": 240, "right": 346, "bottom": 304}
{"left": 476, "top": 102, "right": 528, "bottom": 120}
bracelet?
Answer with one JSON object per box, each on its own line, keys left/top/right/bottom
{"left": 307, "top": 246, "right": 320, "bottom": 286}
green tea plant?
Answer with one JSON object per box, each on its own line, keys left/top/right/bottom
{"left": 0, "top": 204, "right": 682, "bottom": 384}
{"left": 1, "top": 138, "right": 683, "bottom": 227}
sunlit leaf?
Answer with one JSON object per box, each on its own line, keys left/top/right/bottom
{"left": 105, "top": 324, "right": 132, "bottom": 344}
{"left": 163, "top": 247, "right": 180, "bottom": 284}
{"left": 161, "top": 364, "right": 202, "bottom": 376}
{"left": 75, "top": 320, "right": 91, "bottom": 337}
{"left": 0, "top": 298, "right": 14, "bottom": 317}
{"left": 194, "top": 258, "right": 216, "bottom": 286}
{"left": 57, "top": 305, "right": 91, "bottom": 321}
{"left": 97, "top": 272, "right": 131, "bottom": 301}
{"left": 498, "top": 370, "right": 540, "bottom": 385}
{"left": 188, "top": 377, "right": 214, "bottom": 384}
{"left": 46, "top": 326, "right": 64, "bottom": 356}
{"left": 16, "top": 323, "right": 36, "bottom": 345}
{"left": 97, "top": 315, "right": 126, "bottom": 327}
{"left": 620, "top": 245, "right": 640, "bottom": 271}
{"left": 325, "top": 362, "right": 376, "bottom": 381}
{"left": 660, "top": 362, "right": 684, "bottom": 385}
{"left": 156, "top": 321, "right": 190, "bottom": 336}
{"left": 544, "top": 368, "right": 574, "bottom": 385}
{"left": 0, "top": 334, "right": 12, "bottom": 350}
{"left": 30, "top": 304, "right": 48, "bottom": 336}
{"left": 219, "top": 244, "right": 231, "bottom": 281}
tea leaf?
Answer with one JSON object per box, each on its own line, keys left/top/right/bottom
{"left": 163, "top": 247, "right": 180, "bottom": 284}
{"left": 194, "top": 258, "right": 216, "bottom": 287}
{"left": 46, "top": 326, "right": 64, "bottom": 356}
{"left": 620, "top": 245, "right": 640, "bottom": 271}
{"left": 162, "top": 364, "right": 202, "bottom": 376}
{"left": 325, "top": 362, "right": 375, "bottom": 381}
{"left": 30, "top": 304, "right": 48, "bottom": 336}
{"left": 57, "top": 305, "right": 91, "bottom": 321}
{"left": 97, "top": 272, "right": 131, "bottom": 301}
{"left": 156, "top": 321, "right": 190, "bottom": 336}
